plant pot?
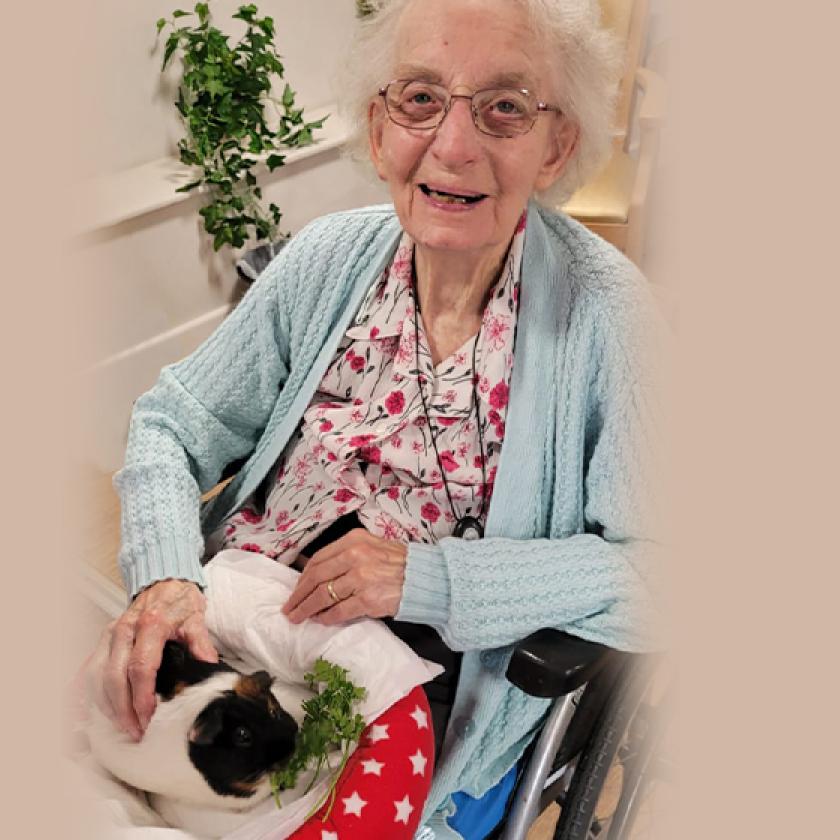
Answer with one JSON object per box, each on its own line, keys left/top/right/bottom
{"left": 236, "top": 237, "right": 291, "bottom": 285}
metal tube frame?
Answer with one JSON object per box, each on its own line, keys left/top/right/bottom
{"left": 500, "top": 689, "right": 582, "bottom": 840}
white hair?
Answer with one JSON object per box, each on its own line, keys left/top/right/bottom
{"left": 339, "top": 0, "right": 622, "bottom": 205}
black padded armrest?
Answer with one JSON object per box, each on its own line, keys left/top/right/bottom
{"left": 505, "top": 629, "right": 618, "bottom": 698}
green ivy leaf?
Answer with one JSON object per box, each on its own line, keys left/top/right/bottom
{"left": 281, "top": 82, "right": 295, "bottom": 108}
{"left": 156, "top": 18, "right": 167, "bottom": 34}
{"left": 233, "top": 4, "right": 258, "bottom": 23}
{"left": 286, "top": 126, "right": 313, "bottom": 147}
{"left": 175, "top": 179, "right": 203, "bottom": 193}
{"left": 266, "top": 153, "right": 286, "bottom": 171}
{"left": 175, "top": 88, "right": 188, "bottom": 117}
{"left": 172, "top": 9, "right": 190, "bottom": 18}
{"left": 205, "top": 78, "right": 226, "bottom": 98}
{"left": 257, "top": 16, "right": 275, "bottom": 38}
{"left": 213, "top": 227, "right": 230, "bottom": 251}
{"left": 163, "top": 33, "right": 180, "bottom": 69}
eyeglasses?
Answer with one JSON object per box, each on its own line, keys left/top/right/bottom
{"left": 378, "top": 79, "right": 562, "bottom": 139}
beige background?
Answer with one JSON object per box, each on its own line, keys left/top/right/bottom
{"left": 2, "top": 0, "right": 839, "bottom": 837}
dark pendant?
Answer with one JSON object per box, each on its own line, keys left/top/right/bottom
{"left": 454, "top": 516, "right": 484, "bottom": 540}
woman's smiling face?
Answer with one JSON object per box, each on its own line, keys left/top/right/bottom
{"left": 368, "top": 0, "right": 577, "bottom": 258}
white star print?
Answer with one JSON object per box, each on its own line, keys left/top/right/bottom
{"left": 410, "top": 705, "right": 429, "bottom": 730}
{"left": 368, "top": 723, "right": 390, "bottom": 743}
{"left": 394, "top": 794, "right": 415, "bottom": 825}
{"left": 408, "top": 748, "right": 428, "bottom": 776}
{"left": 361, "top": 757, "right": 385, "bottom": 776}
{"left": 342, "top": 790, "right": 367, "bottom": 817}
{"left": 321, "top": 832, "right": 338, "bottom": 840}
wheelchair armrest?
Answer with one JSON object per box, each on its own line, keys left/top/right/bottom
{"left": 505, "top": 628, "right": 618, "bottom": 698}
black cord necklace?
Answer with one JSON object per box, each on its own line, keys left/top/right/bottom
{"left": 412, "top": 260, "right": 487, "bottom": 540}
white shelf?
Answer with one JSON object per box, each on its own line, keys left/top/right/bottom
{"left": 77, "top": 104, "right": 347, "bottom": 235}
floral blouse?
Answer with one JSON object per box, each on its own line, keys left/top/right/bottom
{"left": 218, "top": 215, "right": 526, "bottom": 561}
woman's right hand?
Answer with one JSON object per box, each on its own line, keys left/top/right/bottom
{"left": 87, "top": 579, "right": 218, "bottom": 741}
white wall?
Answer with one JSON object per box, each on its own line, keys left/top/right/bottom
{"left": 80, "top": 0, "right": 361, "bottom": 177}
{"left": 76, "top": 1, "right": 389, "bottom": 472}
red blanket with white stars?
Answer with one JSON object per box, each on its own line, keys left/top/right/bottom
{"left": 285, "top": 685, "right": 434, "bottom": 839}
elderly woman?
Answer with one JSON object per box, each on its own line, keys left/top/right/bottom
{"left": 95, "top": 0, "right": 663, "bottom": 837}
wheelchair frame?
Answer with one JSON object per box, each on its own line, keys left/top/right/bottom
{"left": 487, "top": 629, "right": 665, "bottom": 840}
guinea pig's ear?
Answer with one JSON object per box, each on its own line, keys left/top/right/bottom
{"left": 162, "top": 640, "right": 187, "bottom": 667}
{"left": 235, "top": 670, "right": 275, "bottom": 699}
{"left": 189, "top": 704, "right": 224, "bottom": 746}
{"left": 252, "top": 670, "right": 274, "bottom": 693}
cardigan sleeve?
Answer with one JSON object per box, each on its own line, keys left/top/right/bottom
{"left": 395, "top": 289, "right": 669, "bottom": 654}
{"left": 113, "top": 247, "right": 296, "bottom": 598}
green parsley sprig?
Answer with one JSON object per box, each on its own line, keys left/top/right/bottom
{"left": 270, "top": 658, "right": 367, "bottom": 818}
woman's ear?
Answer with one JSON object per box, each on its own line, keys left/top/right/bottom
{"left": 368, "top": 99, "right": 388, "bottom": 182}
{"left": 534, "top": 117, "right": 580, "bottom": 192}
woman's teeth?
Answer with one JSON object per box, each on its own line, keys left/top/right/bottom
{"left": 420, "top": 184, "right": 485, "bottom": 204}
{"left": 435, "top": 192, "right": 468, "bottom": 204}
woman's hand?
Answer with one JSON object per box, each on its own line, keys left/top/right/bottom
{"left": 282, "top": 529, "right": 407, "bottom": 625}
{"left": 86, "top": 579, "right": 218, "bottom": 741}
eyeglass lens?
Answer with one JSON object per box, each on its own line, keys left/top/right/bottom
{"left": 385, "top": 81, "right": 537, "bottom": 137}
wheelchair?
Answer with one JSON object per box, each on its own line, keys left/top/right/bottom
{"left": 488, "top": 630, "right": 670, "bottom": 840}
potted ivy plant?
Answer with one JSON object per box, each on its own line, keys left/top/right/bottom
{"left": 157, "top": 2, "right": 326, "bottom": 278}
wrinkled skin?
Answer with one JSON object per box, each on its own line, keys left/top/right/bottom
{"left": 84, "top": 579, "right": 218, "bottom": 741}
{"left": 283, "top": 529, "right": 408, "bottom": 625}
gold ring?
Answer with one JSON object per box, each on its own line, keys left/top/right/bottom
{"left": 326, "top": 580, "right": 341, "bottom": 604}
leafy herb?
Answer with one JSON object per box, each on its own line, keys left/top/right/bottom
{"left": 270, "top": 658, "right": 367, "bottom": 818}
{"left": 156, "top": 3, "right": 327, "bottom": 250}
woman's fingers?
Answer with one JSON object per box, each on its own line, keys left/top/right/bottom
{"left": 305, "top": 528, "right": 370, "bottom": 569}
{"left": 283, "top": 554, "right": 351, "bottom": 616}
{"left": 313, "top": 594, "right": 367, "bottom": 625}
{"left": 283, "top": 530, "right": 408, "bottom": 624}
{"left": 285, "top": 575, "right": 354, "bottom": 624}
{"left": 127, "top": 616, "right": 171, "bottom": 731}
{"left": 86, "top": 579, "right": 211, "bottom": 741}
{"left": 179, "top": 613, "right": 219, "bottom": 664}
{"left": 102, "top": 616, "right": 143, "bottom": 740}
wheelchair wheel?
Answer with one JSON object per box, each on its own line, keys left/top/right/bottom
{"left": 552, "top": 668, "right": 666, "bottom": 840}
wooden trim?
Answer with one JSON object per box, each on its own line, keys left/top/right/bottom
{"left": 579, "top": 221, "right": 629, "bottom": 254}
{"left": 613, "top": 0, "right": 651, "bottom": 144}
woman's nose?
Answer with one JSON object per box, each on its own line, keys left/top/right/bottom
{"left": 429, "top": 97, "right": 483, "bottom": 168}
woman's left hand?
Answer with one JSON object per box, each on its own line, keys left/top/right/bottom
{"left": 282, "top": 529, "right": 407, "bottom": 625}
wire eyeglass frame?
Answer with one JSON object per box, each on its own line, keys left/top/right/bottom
{"left": 378, "top": 78, "right": 563, "bottom": 139}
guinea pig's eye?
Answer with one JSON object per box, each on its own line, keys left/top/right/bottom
{"left": 233, "top": 726, "right": 253, "bottom": 747}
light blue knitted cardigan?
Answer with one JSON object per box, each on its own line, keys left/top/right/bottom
{"left": 114, "top": 201, "right": 664, "bottom": 837}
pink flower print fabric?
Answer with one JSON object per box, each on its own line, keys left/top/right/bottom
{"left": 219, "top": 214, "right": 525, "bottom": 562}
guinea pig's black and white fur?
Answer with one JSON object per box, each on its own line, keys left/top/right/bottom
{"left": 87, "top": 641, "right": 299, "bottom": 812}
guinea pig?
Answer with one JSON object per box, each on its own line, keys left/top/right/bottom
{"left": 86, "top": 641, "right": 299, "bottom": 811}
